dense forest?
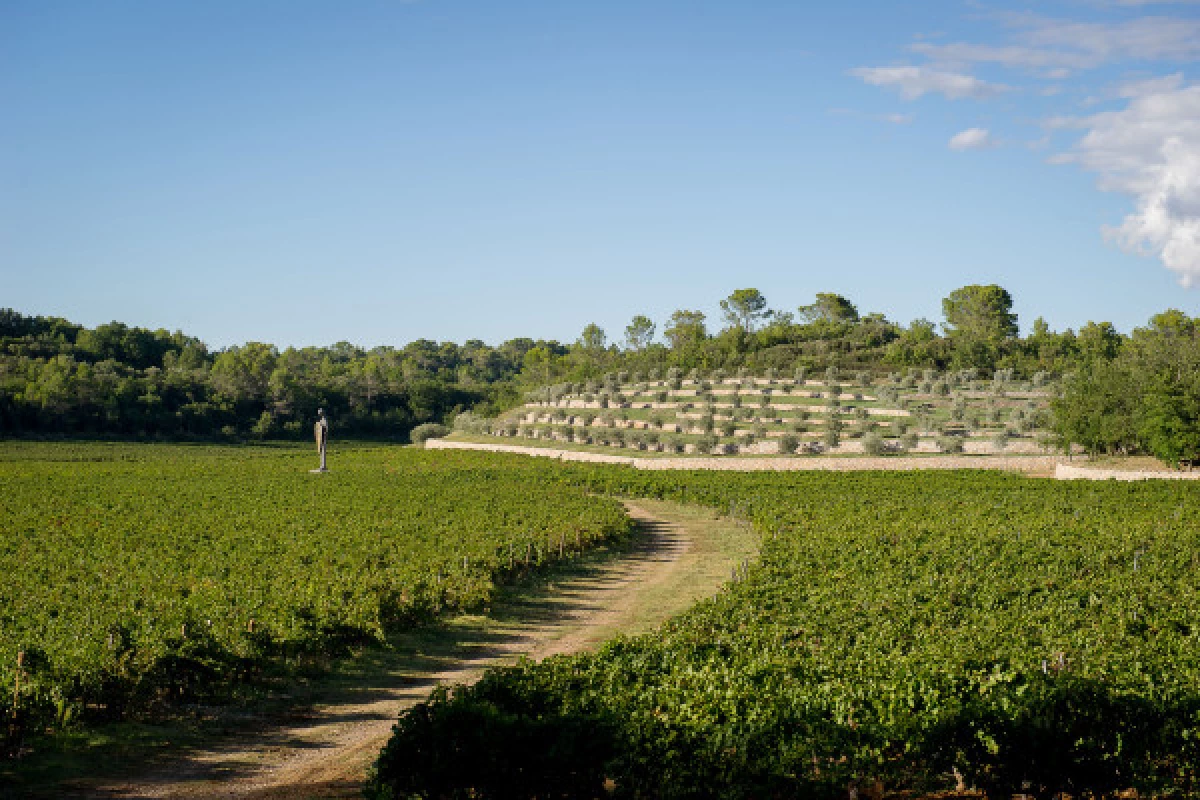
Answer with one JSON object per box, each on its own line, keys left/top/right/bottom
{"left": 2, "top": 285, "right": 1198, "bottom": 460}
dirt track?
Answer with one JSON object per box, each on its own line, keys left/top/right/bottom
{"left": 70, "top": 501, "right": 735, "bottom": 800}
{"left": 426, "top": 438, "right": 1069, "bottom": 475}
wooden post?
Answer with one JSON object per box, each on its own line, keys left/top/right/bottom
{"left": 12, "top": 651, "right": 24, "bottom": 719}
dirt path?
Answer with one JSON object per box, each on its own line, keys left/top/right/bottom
{"left": 67, "top": 500, "right": 754, "bottom": 800}
{"left": 426, "top": 438, "right": 1069, "bottom": 475}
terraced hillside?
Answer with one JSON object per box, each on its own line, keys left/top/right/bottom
{"left": 472, "top": 367, "right": 1056, "bottom": 456}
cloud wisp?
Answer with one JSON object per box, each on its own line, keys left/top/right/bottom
{"left": 848, "top": 66, "right": 1009, "bottom": 100}
{"left": 949, "top": 127, "right": 995, "bottom": 150}
{"left": 912, "top": 13, "right": 1200, "bottom": 73}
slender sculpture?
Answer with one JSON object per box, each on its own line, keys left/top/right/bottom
{"left": 313, "top": 408, "right": 329, "bottom": 472}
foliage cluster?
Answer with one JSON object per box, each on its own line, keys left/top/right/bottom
{"left": 370, "top": 466, "right": 1200, "bottom": 798}
{"left": 1053, "top": 310, "right": 1200, "bottom": 465}
{"left": 0, "top": 311, "right": 531, "bottom": 440}
{"left": 0, "top": 445, "right": 630, "bottom": 752}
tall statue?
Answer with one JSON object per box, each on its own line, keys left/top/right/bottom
{"left": 313, "top": 408, "right": 329, "bottom": 473}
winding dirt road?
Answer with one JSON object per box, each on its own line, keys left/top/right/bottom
{"left": 64, "top": 500, "right": 750, "bottom": 800}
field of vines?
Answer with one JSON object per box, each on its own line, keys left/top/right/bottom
{"left": 0, "top": 443, "right": 631, "bottom": 750}
{"left": 370, "top": 466, "right": 1200, "bottom": 799}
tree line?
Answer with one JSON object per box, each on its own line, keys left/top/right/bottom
{"left": 2, "top": 286, "right": 1197, "bottom": 462}
{"left": 535, "top": 284, "right": 1136, "bottom": 387}
{"left": 0, "top": 310, "right": 536, "bottom": 440}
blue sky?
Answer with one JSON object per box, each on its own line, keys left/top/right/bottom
{"left": 2, "top": 0, "right": 1198, "bottom": 348}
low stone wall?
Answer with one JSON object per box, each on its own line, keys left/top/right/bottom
{"left": 1054, "top": 463, "right": 1200, "bottom": 481}
{"left": 425, "top": 439, "right": 1066, "bottom": 474}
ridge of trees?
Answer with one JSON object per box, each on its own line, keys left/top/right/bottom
{"left": 3, "top": 286, "right": 1198, "bottom": 463}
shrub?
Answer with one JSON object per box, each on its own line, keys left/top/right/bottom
{"left": 721, "top": 420, "right": 736, "bottom": 437}
{"left": 794, "top": 366, "right": 807, "bottom": 384}
{"left": 937, "top": 435, "right": 964, "bottom": 454}
{"left": 778, "top": 434, "right": 799, "bottom": 454}
{"left": 862, "top": 432, "right": 887, "bottom": 456}
{"left": 454, "top": 411, "right": 492, "bottom": 435}
{"left": 410, "top": 423, "right": 451, "bottom": 445}
{"left": 694, "top": 435, "right": 717, "bottom": 454}
{"left": 992, "top": 430, "right": 1010, "bottom": 451}
{"left": 821, "top": 427, "right": 841, "bottom": 449}
{"left": 900, "top": 432, "right": 919, "bottom": 451}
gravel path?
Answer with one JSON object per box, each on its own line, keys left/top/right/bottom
{"left": 426, "top": 438, "right": 1068, "bottom": 475}
{"left": 1054, "top": 463, "right": 1200, "bottom": 481}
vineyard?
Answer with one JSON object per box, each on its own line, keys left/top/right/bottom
{"left": 0, "top": 443, "right": 631, "bottom": 752}
{"left": 467, "top": 366, "right": 1057, "bottom": 457}
{"left": 369, "top": 465, "right": 1200, "bottom": 798}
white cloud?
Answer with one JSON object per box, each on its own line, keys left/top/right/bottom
{"left": 912, "top": 13, "right": 1200, "bottom": 72}
{"left": 883, "top": 112, "right": 915, "bottom": 124}
{"left": 1114, "top": 72, "right": 1185, "bottom": 97}
{"left": 949, "top": 127, "right": 995, "bottom": 150}
{"left": 848, "top": 66, "right": 1008, "bottom": 100}
{"left": 1052, "top": 79, "right": 1200, "bottom": 284}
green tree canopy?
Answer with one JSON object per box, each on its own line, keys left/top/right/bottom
{"left": 623, "top": 315, "right": 656, "bottom": 351}
{"left": 720, "top": 288, "right": 769, "bottom": 332}
{"left": 577, "top": 323, "right": 607, "bottom": 352}
{"left": 942, "top": 285, "right": 1018, "bottom": 343}
{"left": 663, "top": 310, "right": 707, "bottom": 350}
{"left": 798, "top": 293, "right": 859, "bottom": 324}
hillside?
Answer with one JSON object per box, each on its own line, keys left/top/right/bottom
{"left": 471, "top": 367, "right": 1056, "bottom": 457}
